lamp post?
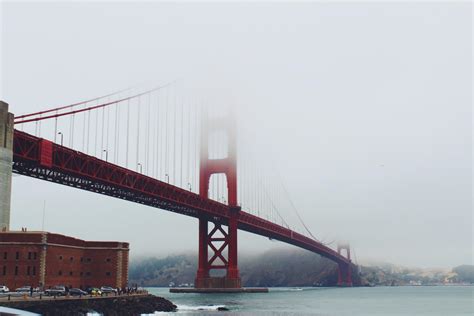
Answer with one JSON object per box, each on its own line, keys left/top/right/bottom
{"left": 165, "top": 173, "right": 169, "bottom": 184}
{"left": 187, "top": 183, "right": 192, "bottom": 191}
{"left": 103, "top": 149, "right": 108, "bottom": 162}
{"left": 137, "top": 163, "right": 142, "bottom": 173}
{"left": 57, "top": 132, "right": 63, "bottom": 146}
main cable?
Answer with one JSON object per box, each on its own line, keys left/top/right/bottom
{"left": 15, "top": 81, "right": 176, "bottom": 125}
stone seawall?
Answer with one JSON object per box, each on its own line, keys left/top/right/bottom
{"left": 0, "top": 294, "right": 176, "bottom": 315}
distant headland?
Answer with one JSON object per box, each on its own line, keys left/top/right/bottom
{"left": 129, "top": 249, "right": 474, "bottom": 287}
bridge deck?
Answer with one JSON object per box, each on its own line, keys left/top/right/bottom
{"left": 12, "top": 130, "right": 350, "bottom": 266}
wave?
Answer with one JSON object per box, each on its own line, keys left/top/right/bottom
{"left": 270, "top": 287, "right": 305, "bottom": 292}
{"left": 143, "top": 304, "right": 229, "bottom": 315}
{"left": 176, "top": 304, "right": 228, "bottom": 311}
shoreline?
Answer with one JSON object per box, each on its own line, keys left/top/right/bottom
{"left": 0, "top": 294, "right": 176, "bottom": 315}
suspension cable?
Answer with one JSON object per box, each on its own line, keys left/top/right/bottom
{"left": 14, "top": 86, "right": 134, "bottom": 120}
{"left": 14, "top": 81, "right": 175, "bottom": 125}
{"left": 275, "top": 170, "right": 322, "bottom": 243}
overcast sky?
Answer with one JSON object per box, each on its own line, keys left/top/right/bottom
{"left": 1, "top": 1, "right": 472, "bottom": 268}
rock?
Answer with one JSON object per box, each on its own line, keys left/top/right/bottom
{"left": 217, "top": 307, "right": 230, "bottom": 311}
{"left": 1, "top": 294, "right": 177, "bottom": 315}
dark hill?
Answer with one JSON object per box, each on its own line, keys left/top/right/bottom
{"left": 129, "top": 249, "right": 360, "bottom": 287}
{"left": 452, "top": 265, "right": 474, "bottom": 283}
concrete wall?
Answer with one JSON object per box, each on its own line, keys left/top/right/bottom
{"left": 0, "top": 101, "right": 14, "bottom": 231}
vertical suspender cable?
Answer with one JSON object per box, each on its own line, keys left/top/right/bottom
{"left": 155, "top": 92, "right": 160, "bottom": 179}
{"left": 256, "top": 160, "right": 259, "bottom": 216}
{"left": 114, "top": 100, "right": 119, "bottom": 164}
{"left": 165, "top": 88, "right": 169, "bottom": 181}
{"left": 180, "top": 99, "right": 184, "bottom": 187}
{"left": 54, "top": 112, "right": 58, "bottom": 143}
{"left": 173, "top": 87, "right": 177, "bottom": 184}
{"left": 151, "top": 93, "right": 156, "bottom": 178}
{"left": 69, "top": 106, "right": 73, "bottom": 147}
{"left": 101, "top": 106, "right": 105, "bottom": 154}
{"left": 106, "top": 105, "right": 110, "bottom": 154}
{"left": 253, "top": 161, "right": 260, "bottom": 216}
{"left": 126, "top": 99, "right": 130, "bottom": 168}
{"left": 242, "top": 145, "right": 245, "bottom": 210}
{"left": 187, "top": 100, "right": 191, "bottom": 189}
{"left": 115, "top": 99, "right": 120, "bottom": 164}
{"left": 87, "top": 109, "right": 91, "bottom": 154}
{"left": 71, "top": 113, "right": 75, "bottom": 148}
{"left": 82, "top": 104, "right": 86, "bottom": 151}
{"left": 136, "top": 96, "right": 141, "bottom": 171}
{"left": 94, "top": 100, "right": 99, "bottom": 157}
{"left": 194, "top": 101, "right": 200, "bottom": 193}
{"left": 146, "top": 93, "right": 151, "bottom": 175}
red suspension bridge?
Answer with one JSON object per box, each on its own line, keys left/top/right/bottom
{"left": 2, "top": 83, "right": 354, "bottom": 289}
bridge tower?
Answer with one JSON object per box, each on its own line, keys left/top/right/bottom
{"left": 195, "top": 112, "right": 241, "bottom": 289}
{"left": 337, "top": 243, "right": 353, "bottom": 286}
{"left": 0, "top": 101, "right": 14, "bottom": 231}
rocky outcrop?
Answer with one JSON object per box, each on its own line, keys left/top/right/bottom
{"left": 1, "top": 294, "right": 176, "bottom": 316}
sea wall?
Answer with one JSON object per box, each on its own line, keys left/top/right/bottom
{"left": 1, "top": 294, "right": 176, "bottom": 315}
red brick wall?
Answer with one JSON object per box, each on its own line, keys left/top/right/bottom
{"left": 0, "top": 232, "right": 129, "bottom": 290}
{"left": 82, "top": 247, "right": 119, "bottom": 288}
{"left": 0, "top": 244, "right": 41, "bottom": 290}
{"left": 0, "top": 233, "right": 43, "bottom": 243}
{"left": 44, "top": 245, "right": 85, "bottom": 289}
{"left": 121, "top": 248, "right": 129, "bottom": 287}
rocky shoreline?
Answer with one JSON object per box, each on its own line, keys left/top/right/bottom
{"left": 1, "top": 294, "right": 176, "bottom": 315}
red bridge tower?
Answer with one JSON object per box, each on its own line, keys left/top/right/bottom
{"left": 195, "top": 113, "right": 241, "bottom": 289}
{"left": 337, "top": 243, "right": 353, "bottom": 286}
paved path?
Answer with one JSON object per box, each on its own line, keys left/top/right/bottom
{"left": 0, "top": 292, "right": 148, "bottom": 303}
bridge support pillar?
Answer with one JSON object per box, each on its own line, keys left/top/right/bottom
{"left": 195, "top": 213, "right": 241, "bottom": 289}
{"left": 337, "top": 262, "right": 353, "bottom": 286}
{"left": 196, "top": 218, "right": 210, "bottom": 283}
{"left": 337, "top": 243, "right": 353, "bottom": 286}
{"left": 195, "top": 113, "right": 241, "bottom": 289}
{"left": 0, "top": 101, "right": 13, "bottom": 231}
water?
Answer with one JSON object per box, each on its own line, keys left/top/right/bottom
{"left": 147, "top": 286, "right": 473, "bottom": 315}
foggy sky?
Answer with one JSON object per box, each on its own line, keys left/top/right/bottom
{"left": 1, "top": 1, "right": 472, "bottom": 268}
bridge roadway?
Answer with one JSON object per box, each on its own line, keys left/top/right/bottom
{"left": 12, "top": 130, "right": 350, "bottom": 266}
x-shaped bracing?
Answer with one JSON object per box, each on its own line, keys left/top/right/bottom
{"left": 207, "top": 223, "right": 229, "bottom": 269}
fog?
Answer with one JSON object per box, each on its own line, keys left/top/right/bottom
{"left": 1, "top": 2, "right": 472, "bottom": 268}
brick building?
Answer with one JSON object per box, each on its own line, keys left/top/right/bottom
{"left": 0, "top": 231, "right": 129, "bottom": 290}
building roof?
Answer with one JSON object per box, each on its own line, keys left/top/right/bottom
{"left": 0, "top": 231, "right": 129, "bottom": 249}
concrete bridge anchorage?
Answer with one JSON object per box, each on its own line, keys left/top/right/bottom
{"left": 0, "top": 101, "right": 13, "bottom": 231}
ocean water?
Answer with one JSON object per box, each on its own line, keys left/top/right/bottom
{"left": 146, "top": 286, "right": 473, "bottom": 315}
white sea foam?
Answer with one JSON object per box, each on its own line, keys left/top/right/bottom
{"left": 146, "top": 305, "right": 229, "bottom": 314}
{"left": 270, "top": 287, "right": 305, "bottom": 292}
{"left": 176, "top": 304, "right": 227, "bottom": 311}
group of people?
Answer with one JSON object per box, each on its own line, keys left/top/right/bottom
{"left": 116, "top": 285, "right": 143, "bottom": 295}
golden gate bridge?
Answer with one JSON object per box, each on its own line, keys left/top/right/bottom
{"left": 2, "top": 81, "right": 354, "bottom": 289}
